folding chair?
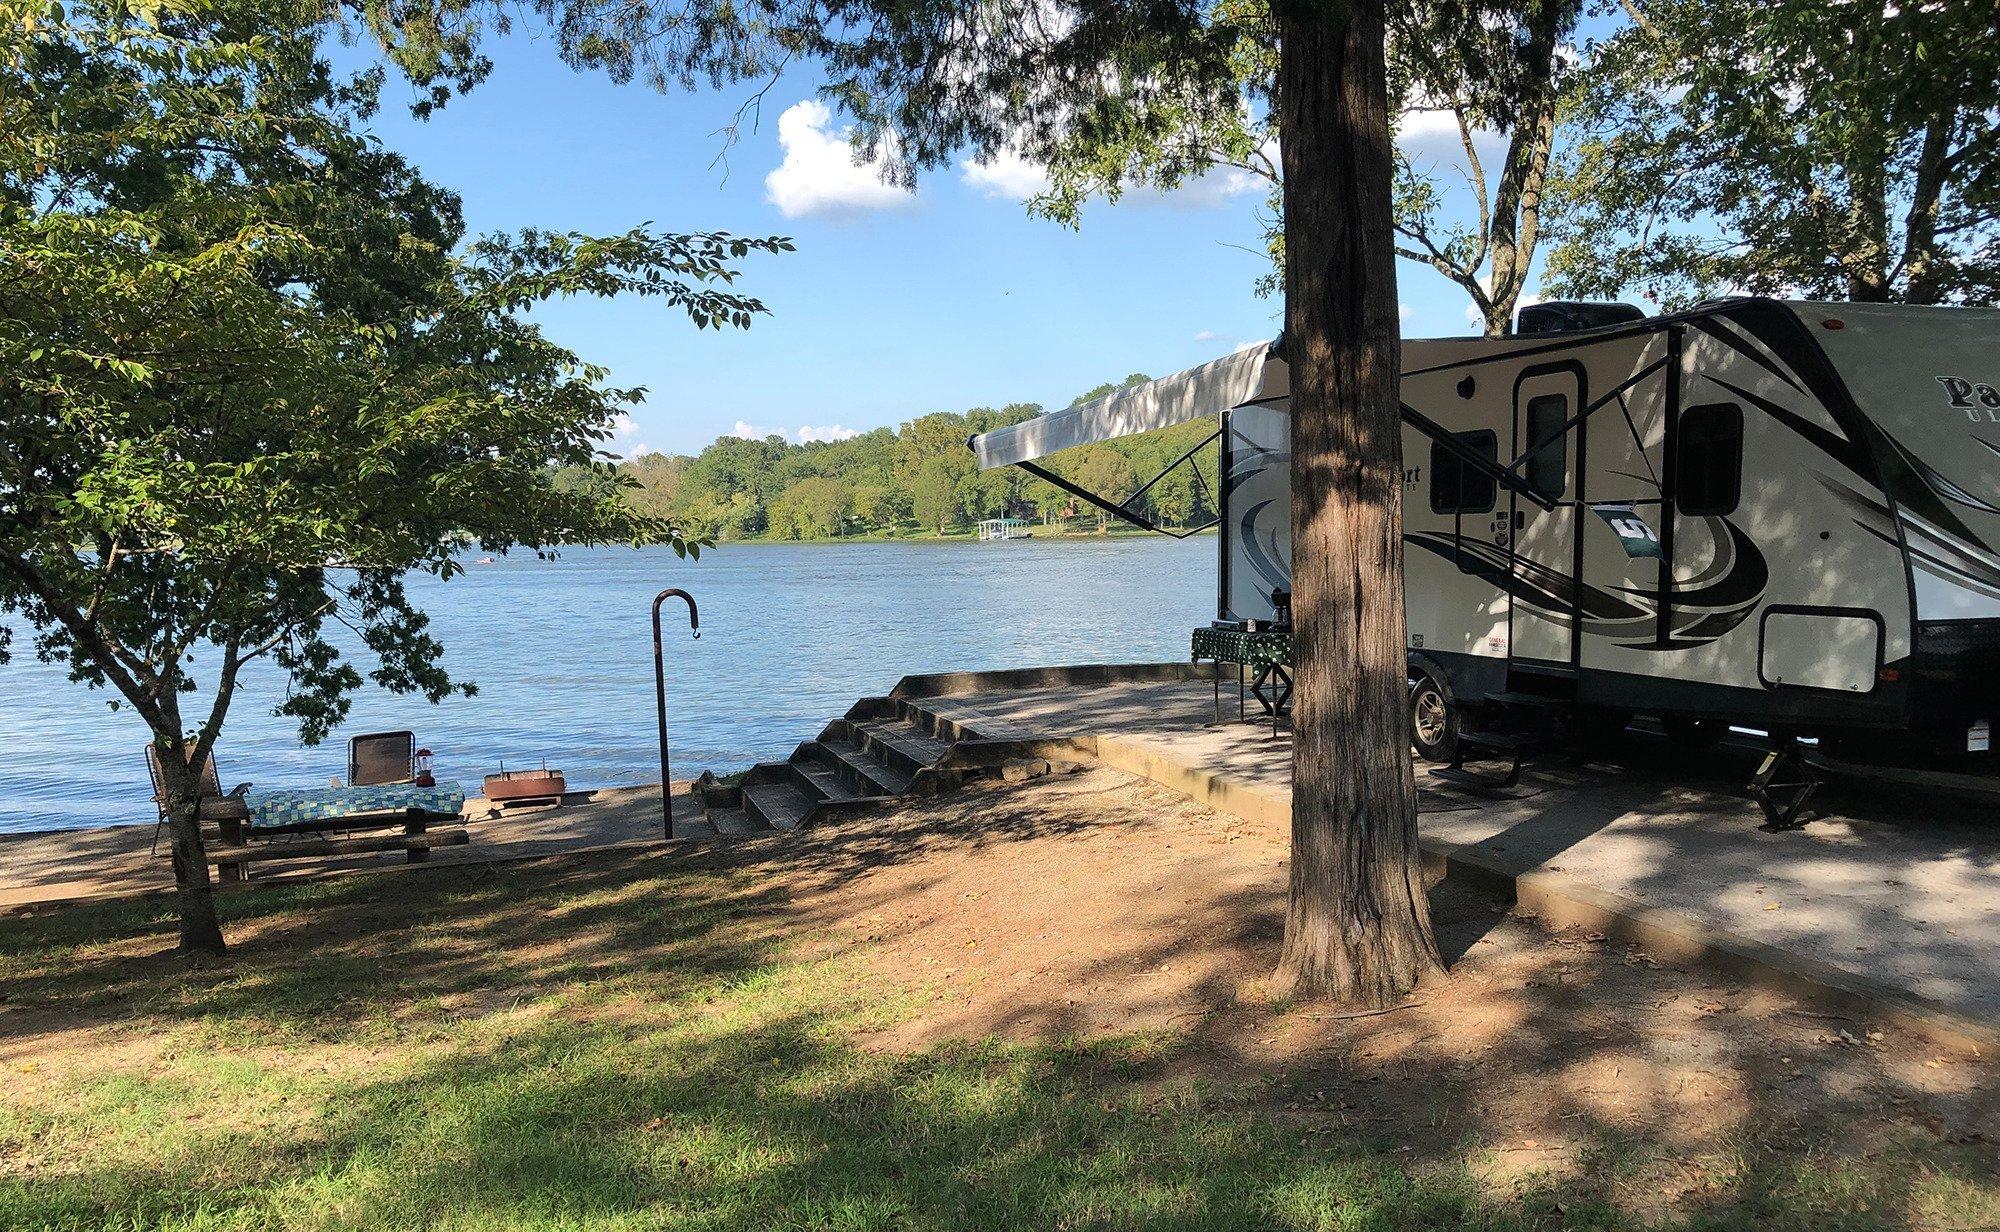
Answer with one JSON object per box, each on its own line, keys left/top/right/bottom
{"left": 144, "top": 744, "right": 250, "bottom": 855}
{"left": 347, "top": 730, "right": 416, "bottom": 787}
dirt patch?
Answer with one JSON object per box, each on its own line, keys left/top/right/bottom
{"left": 759, "top": 768, "right": 2000, "bottom": 1213}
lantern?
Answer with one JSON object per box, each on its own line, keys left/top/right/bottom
{"left": 413, "top": 747, "right": 435, "bottom": 788}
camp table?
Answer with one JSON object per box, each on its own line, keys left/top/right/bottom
{"left": 1191, "top": 625, "right": 1293, "bottom": 734}
{"left": 244, "top": 782, "right": 466, "bottom": 829}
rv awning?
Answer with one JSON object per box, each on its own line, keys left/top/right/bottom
{"left": 970, "top": 342, "right": 1285, "bottom": 470}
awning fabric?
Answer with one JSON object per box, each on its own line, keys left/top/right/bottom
{"left": 970, "top": 342, "right": 1285, "bottom": 470}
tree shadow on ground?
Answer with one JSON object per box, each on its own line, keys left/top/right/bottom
{"left": 1, "top": 771, "right": 1994, "bottom": 1230}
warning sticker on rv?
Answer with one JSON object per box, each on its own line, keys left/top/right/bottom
{"left": 1592, "top": 504, "right": 1664, "bottom": 559}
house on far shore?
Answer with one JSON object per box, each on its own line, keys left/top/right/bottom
{"left": 977, "top": 517, "right": 1034, "bottom": 542}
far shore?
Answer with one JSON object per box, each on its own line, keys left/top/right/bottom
{"left": 710, "top": 524, "right": 1220, "bottom": 547}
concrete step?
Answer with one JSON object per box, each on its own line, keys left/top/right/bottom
{"left": 785, "top": 754, "right": 862, "bottom": 805}
{"left": 855, "top": 720, "right": 949, "bottom": 777}
{"left": 674, "top": 815, "right": 721, "bottom": 839}
{"left": 819, "top": 739, "right": 913, "bottom": 795}
{"left": 742, "top": 781, "right": 814, "bottom": 831}
{"left": 707, "top": 807, "right": 765, "bottom": 837}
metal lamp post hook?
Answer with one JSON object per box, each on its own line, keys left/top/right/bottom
{"left": 652, "top": 588, "right": 699, "bottom": 838}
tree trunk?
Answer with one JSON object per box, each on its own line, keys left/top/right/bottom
{"left": 153, "top": 744, "right": 228, "bottom": 956}
{"left": 1272, "top": 0, "right": 1442, "bottom": 1006}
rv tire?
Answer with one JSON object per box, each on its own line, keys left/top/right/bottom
{"left": 1409, "top": 667, "right": 1460, "bottom": 764}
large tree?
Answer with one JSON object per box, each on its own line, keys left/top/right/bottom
{"left": 1546, "top": 0, "right": 2000, "bottom": 306}
{"left": 419, "top": 0, "right": 1437, "bottom": 1002}
{"left": 0, "top": 0, "right": 785, "bottom": 953}
{"left": 1014, "top": 0, "right": 1590, "bottom": 335}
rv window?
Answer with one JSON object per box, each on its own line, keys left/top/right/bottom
{"left": 1524, "top": 393, "right": 1569, "bottom": 501}
{"left": 1430, "top": 430, "right": 1498, "bottom": 515}
{"left": 1676, "top": 402, "right": 1743, "bottom": 516}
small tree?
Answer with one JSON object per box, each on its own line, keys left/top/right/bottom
{"left": 1547, "top": 0, "right": 2000, "bottom": 306}
{"left": 0, "top": 0, "right": 786, "bottom": 954}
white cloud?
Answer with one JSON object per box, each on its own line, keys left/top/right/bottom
{"left": 961, "top": 149, "right": 1052, "bottom": 200}
{"left": 607, "top": 413, "right": 651, "bottom": 459}
{"left": 1399, "top": 302, "right": 1412, "bottom": 323}
{"left": 1193, "top": 329, "right": 1220, "bottom": 342}
{"left": 730, "top": 419, "right": 862, "bottom": 444}
{"left": 1144, "top": 162, "right": 1267, "bottom": 209}
{"left": 958, "top": 139, "right": 1269, "bottom": 211}
{"left": 1395, "top": 108, "right": 1508, "bottom": 181}
{"left": 765, "top": 100, "right": 916, "bottom": 219}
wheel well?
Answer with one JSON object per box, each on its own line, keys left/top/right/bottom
{"left": 1406, "top": 651, "right": 1457, "bottom": 704}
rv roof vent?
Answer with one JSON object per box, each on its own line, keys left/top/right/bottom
{"left": 1515, "top": 301, "right": 1647, "bottom": 335}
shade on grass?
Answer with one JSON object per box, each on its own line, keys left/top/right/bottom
{"left": 0, "top": 858, "right": 1985, "bottom": 1231}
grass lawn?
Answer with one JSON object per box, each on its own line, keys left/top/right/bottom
{"left": 1, "top": 777, "right": 1994, "bottom": 1231}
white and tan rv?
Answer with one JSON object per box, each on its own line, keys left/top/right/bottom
{"left": 968, "top": 298, "right": 2000, "bottom": 802}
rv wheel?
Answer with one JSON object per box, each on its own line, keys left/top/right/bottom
{"left": 1410, "top": 669, "right": 1460, "bottom": 763}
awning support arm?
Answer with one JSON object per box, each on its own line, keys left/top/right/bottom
{"left": 1016, "top": 459, "right": 1218, "bottom": 540}
{"left": 1401, "top": 403, "right": 1560, "bottom": 512}
{"left": 1497, "top": 355, "right": 1670, "bottom": 484}
{"left": 1124, "top": 426, "right": 1222, "bottom": 506}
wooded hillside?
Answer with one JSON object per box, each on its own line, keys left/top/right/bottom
{"left": 599, "top": 374, "right": 1225, "bottom": 540}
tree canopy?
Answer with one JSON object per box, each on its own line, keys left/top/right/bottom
{"left": 1547, "top": 0, "right": 2000, "bottom": 306}
{"left": 1001, "top": 0, "right": 1591, "bottom": 334}
{"left": 0, "top": 0, "right": 786, "bottom": 951}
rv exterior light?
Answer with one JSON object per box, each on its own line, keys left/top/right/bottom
{"left": 1879, "top": 666, "right": 1901, "bottom": 683}
{"left": 1822, "top": 318, "right": 1846, "bottom": 330}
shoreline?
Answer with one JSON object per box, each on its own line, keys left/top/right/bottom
{"left": 709, "top": 525, "right": 1220, "bottom": 547}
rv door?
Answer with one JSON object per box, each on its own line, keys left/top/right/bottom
{"left": 1510, "top": 365, "right": 1586, "bottom": 673}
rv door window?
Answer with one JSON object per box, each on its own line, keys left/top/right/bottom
{"left": 1676, "top": 402, "right": 1744, "bottom": 516}
{"left": 1524, "top": 393, "right": 1569, "bottom": 501}
{"left": 1430, "top": 429, "right": 1498, "bottom": 515}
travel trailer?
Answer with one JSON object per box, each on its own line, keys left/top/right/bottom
{"left": 968, "top": 298, "right": 2000, "bottom": 816}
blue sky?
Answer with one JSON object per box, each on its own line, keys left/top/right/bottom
{"left": 348, "top": 27, "right": 1513, "bottom": 458}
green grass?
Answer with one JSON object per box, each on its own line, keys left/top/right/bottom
{"left": 0, "top": 857, "right": 1988, "bottom": 1231}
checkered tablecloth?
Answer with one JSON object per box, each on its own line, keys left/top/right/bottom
{"left": 1191, "top": 626, "right": 1292, "bottom": 670}
{"left": 244, "top": 782, "right": 466, "bottom": 829}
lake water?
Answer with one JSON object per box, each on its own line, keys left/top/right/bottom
{"left": 0, "top": 536, "right": 1216, "bottom": 833}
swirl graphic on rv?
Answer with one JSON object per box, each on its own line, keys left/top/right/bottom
{"left": 1403, "top": 516, "right": 1768, "bottom": 650}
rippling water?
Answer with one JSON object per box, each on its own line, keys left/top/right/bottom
{"left": 0, "top": 536, "right": 1215, "bottom": 834}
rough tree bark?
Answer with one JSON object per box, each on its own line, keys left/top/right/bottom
{"left": 152, "top": 739, "right": 228, "bottom": 956}
{"left": 1271, "top": 0, "right": 1443, "bottom": 1006}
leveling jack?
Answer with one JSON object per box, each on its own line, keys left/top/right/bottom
{"left": 1750, "top": 737, "right": 1822, "bottom": 831}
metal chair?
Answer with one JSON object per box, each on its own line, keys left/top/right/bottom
{"left": 143, "top": 744, "right": 250, "bottom": 855}
{"left": 347, "top": 730, "right": 415, "bottom": 786}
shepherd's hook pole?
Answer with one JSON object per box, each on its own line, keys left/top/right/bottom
{"left": 652, "top": 588, "right": 699, "bottom": 838}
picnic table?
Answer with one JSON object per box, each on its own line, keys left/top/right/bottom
{"left": 203, "top": 782, "right": 470, "bottom": 882}
{"left": 244, "top": 782, "right": 466, "bottom": 829}
{"left": 1191, "top": 626, "right": 1293, "bottom": 733}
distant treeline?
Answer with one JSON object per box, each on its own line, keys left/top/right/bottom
{"left": 590, "top": 375, "right": 1223, "bottom": 541}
